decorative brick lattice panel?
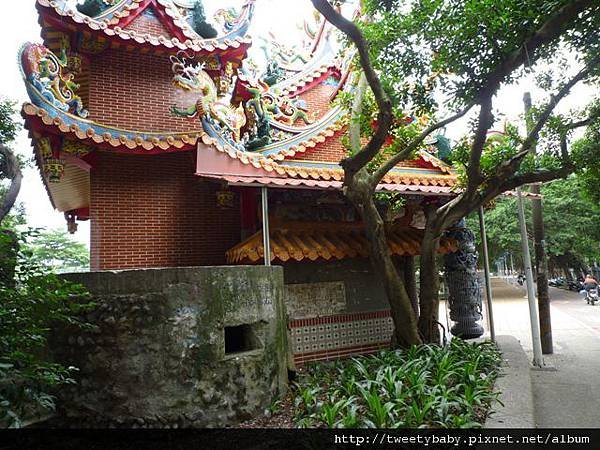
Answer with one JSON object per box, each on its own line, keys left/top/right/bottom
{"left": 289, "top": 310, "right": 393, "bottom": 365}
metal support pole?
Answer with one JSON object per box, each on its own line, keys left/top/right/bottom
{"left": 261, "top": 187, "right": 271, "bottom": 266}
{"left": 517, "top": 188, "right": 544, "bottom": 367}
{"left": 478, "top": 206, "right": 496, "bottom": 342}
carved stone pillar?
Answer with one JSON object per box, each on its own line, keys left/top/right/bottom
{"left": 444, "top": 219, "right": 484, "bottom": 339}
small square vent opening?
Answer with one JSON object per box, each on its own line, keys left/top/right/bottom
{"left": 224, "top": 324, "right": 260, "bottom": 355}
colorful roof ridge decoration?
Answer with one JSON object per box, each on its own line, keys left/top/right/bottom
{"left": 21, "top": 43, "right": 89, "bottom": 119}
{"left": 22, "top": 102, "right": 203, "bottom": 152}
{"left": 272, "top": 36, "right": 340, "bottom": 97}
{"left": 261, "top": 113, "right": 347, "bottom": 160}
{"left": 36, "top": 0, "right": 255, "bottom": 55}
{"left": 225, "top": 221, "right": 458, "bottom": 264}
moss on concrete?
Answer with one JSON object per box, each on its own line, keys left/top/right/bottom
{"left": 54, "top": 266, "right": 288, "bottom": 428}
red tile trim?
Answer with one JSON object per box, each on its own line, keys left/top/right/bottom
{"left": 289, "top": 309, "right": 391, "bottom": 328}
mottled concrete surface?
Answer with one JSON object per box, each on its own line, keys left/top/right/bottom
{"left": 54, "top": 266, "right": 288, "bottom": 428}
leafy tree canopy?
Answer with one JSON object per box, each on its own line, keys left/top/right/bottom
{"left": 25, "top": 229, "right": 90, "bottom": 274}
{"left": 467, "top": 175, "right": 600, "bottom": 272}
{"left": 0, "top": 98, "right": 19, "bottom": 145}
{"left": 1, "top": 98, "right": 23, "bottom": 226}
{"left": 361, "top": 0, "right": 599, "bottom": 110}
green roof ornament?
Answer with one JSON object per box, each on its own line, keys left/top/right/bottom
{"left": 76, "top": 0, "right": 117, "bottom": 17}
{"left": 434, "top": 134, "right": 452, "bottom": 163}
{"left": 192, "top": 0, "right": 218, "bottom": 39}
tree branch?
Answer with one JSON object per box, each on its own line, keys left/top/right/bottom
{"left": 566, "top": 117, "right": 594, "bottom": 130}
{"left": 465, "top": 96, "right": 494, "bottom": 193}
{"left": 486, "top": 166, "right": 573, "bottom": 204}
{"left": 485, "top": 57, "right": 598, "bottom": 186}
{"left": 349, "top": 72, "right": 367, "bottom": 154}
{"left": 475, "top": 0, "right": 597, "bottom": 99}
{"left": 311, "top": 0, "right": 393, "bottom": 178}
{"left": 372, "top": 102, "right": 475, "bottom": 184}
{"left": 0, "top": 144, "right": 23, "bottom": 224}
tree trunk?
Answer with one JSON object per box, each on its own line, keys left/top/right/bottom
{"left": 0, "top": 144, "right": 22, "bottom": 224}
{"left": 345, "top": 170, "right": 421, "bottom": 348}
{"left": 402, "top": 255, "right": 419, "bottom": 314}
{"left": 531, "top": 183, "right": 553, "bottom": 354}
{"left": 418, "top": 224, "right": 442, "bottom": 344}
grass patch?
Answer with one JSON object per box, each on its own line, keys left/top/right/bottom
{"left": 292, "top": 339, "right": 502, "bottom": 428}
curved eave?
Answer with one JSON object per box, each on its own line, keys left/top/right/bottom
{"left": 226, "top": 223, "right": 459, "bottom": 264}
{"left": 22, "top": 87, "right": 202, "bottom": 154}
{"left": 270, "top": 34, "right": 338, "bottom": 97}
{"left": 255, "top": 106, "right": 346, "bottom": 157}
{"left": 37, "top": 0, "right": 254, "bottom": 56}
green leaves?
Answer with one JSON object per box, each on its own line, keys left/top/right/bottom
{"left": 0, "top": 98, "right": 19, "bottom": 145}
{"left": 292, "top": 339, "right": 502, "bottom": 428}
{"left": 0, "top": 230, "right": 93, "bottom": 428}
{"left": 25, "top": 229, "right": 90, "bottom": 273}
{"left": 467, "top": 174, "right": 600, "bottom": 269}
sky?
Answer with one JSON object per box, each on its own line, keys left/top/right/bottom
{"left": 0, "top": 1, "right": 594, "bottom": 248}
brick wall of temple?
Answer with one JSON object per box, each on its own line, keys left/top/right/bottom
{"left": 124, "top": 7, "right": 173, "bottom": 38}
{"left": 89, "top": 151, "right": 241, "bottom": 270}
{"left": 292, "top": 130, "right": 348, "bottom": 163}
{"left": 87, "top": 49, "right": 199, "bottom": 133}
{"left": 295, "top": 81, "right": 337, "bottom": 124}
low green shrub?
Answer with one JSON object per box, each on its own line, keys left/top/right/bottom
{"left": 0, "top": 231, "right": 94, "bottom": 428}
{"left": 292, "top": 339, "right": 502, "bottom": 428}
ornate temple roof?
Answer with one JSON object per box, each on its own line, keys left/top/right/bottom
{"left": 22, "top": 1, "right": 464, "bottom": 220}
{"left": 36, "top": 0, "right": 254, "bottom": 56}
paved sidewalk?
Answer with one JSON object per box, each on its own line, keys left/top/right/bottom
{"left": 484, "top": 278, "right": 600, "bottom": 428}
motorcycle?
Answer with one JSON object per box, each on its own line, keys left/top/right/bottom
{"left": 568, "top": 280, "right": 583, "bottom": 292}
{"left": 585, "top": 288, "right": 599, "bottom": 305}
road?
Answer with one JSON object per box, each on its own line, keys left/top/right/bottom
{"left": 482, "top": 277, "right": 600, "bottom": 427}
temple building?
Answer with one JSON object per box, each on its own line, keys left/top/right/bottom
{"left": 21, "top": 0, "right": 473, "bottom": 366}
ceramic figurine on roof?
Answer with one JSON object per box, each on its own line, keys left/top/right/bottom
{"left": 190, "top": 0, "right": 218, "bottom": 38}
{"left": 76, "top": 0, "right": 121, "bottom": 17}
{"left": 170, "top": 52, "right": 246, "bottom": 143}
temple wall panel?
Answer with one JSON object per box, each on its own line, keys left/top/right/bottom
{"left": 87, "top": 49, "right": 200, "bottom": 133}
{"left": 90, "top": 151, "right": 240, "bottom": 270}
{"left": 283, "top": 259, "right": 395, "bottom": 365}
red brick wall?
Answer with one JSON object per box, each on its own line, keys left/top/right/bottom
{"left": 87, "top": 49, "right": 200, "bottom": 132}
{"left": 90, "top": 151, "right": 241, "bottom": 270}
{"left": 124, "top": 7, "right": 173, "bottom": 38}
{"left": 294, "top": 130, "right": 348, "bottom": 163}
{"left": 292, "top": 130, "right": 432, "bottom": 168}
{"left": 296, "top": 82, "right": 337, "bottom": 125}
